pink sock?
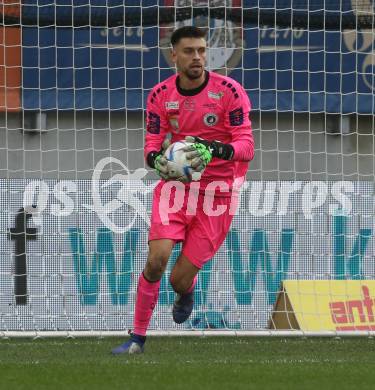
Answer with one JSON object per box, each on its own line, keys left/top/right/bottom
{"left": 133, "top": 273, "right": 160, "bottom": 336}
{"left": 186, "top": 275, "right": 198, "bottom": 294}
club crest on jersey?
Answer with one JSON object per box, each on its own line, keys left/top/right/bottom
{"left": 208, "top": 91, "right": 224, "bottom": 100}
{"left": 203, "top": 113, "right": 218, "bottom": 127}
{"left": 169, "top": 115, "right": 179, "bottom": 131}
{"left": 183, "top": 99, "right": 195, "bottom": 111}
{"left": 165, "top": 101, "right": 179, "bottom": 110}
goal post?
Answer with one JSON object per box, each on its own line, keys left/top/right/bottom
{"left": 0, "top": 1, "right": 374, "bottom": 337}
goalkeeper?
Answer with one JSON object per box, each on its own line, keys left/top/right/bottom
{"left": 112, "top": 25, "right": 254, "bottom": 354}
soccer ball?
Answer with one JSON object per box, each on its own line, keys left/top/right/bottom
{"left": 164, "top": 140, "right": 199, "bottom": 182}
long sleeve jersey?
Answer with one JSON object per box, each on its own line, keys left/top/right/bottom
{"left": 144, "top": 71, "right": 254, "bottom": 196}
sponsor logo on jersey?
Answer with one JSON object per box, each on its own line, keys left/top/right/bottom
{"left": 146, "top": 111, "right": 160, "bottom": 134}
{"left": 208, "top": 91, "right": 224, "bottom": 100}
{"left": 165, "top": 101, "right": 179, "bottom": 110}
{"left": 203, "top": 113, "right": 218, "bottom": 127}
{"left": 159, "top": 0, "right": 242, "bottom": 75}
{"left": 229, "top": 107, "right": 244, "bottom": 126}
{"left": 183, "top": 99, "right": 195, "bottom": 111}
{"left": 203, "top": 103, "right": 217, "bottom": 109}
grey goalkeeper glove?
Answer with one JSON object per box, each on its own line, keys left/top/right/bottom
{"left": 146, "top": 139, "right": 174, "bottom": 180}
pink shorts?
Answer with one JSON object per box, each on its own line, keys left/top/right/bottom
{"left": 148, "top": 181, "right": 237, "bottom": 269}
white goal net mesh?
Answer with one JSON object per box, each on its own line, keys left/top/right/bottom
{"left": 0, "top": 0, "right": 374, "bottom": 335}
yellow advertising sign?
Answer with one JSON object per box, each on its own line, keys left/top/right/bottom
{"left": 270, "top": 280, "right": 375, "bottom": 331}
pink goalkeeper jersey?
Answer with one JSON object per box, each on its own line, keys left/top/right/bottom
{"left": 144, "top": 71, "right": 254, "bottom": 195}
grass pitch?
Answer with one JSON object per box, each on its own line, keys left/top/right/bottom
{"left": 0, "top": 337, "right": 375, "bottom": 390}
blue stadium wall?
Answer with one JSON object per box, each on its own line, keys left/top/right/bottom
{"left": 21, "top": 0, "right": 375, "bottom": 113}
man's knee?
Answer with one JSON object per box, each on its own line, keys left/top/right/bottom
{"left": 169, "top": 271, "right": 195, "bottom": 294}
{"left": 144, "top": 242, "right": 173, "bottom": 281}
{"left": 169, "top": 254, "right": 199, "bottom": 293}
{"left": 169, "top": 273, "right": 193, "bottom": 294}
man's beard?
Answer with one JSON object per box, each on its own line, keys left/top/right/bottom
{"left": 185, "top": 67, "right": 204, "bottom": 80}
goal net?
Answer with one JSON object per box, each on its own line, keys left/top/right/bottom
{"left": 0, "top": 0, "right": 374, "bottom": 336}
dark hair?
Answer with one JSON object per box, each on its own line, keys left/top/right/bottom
{"left": 170, "top": 26, "right": 206, "bottom": 46}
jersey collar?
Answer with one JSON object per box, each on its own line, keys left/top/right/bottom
{"left": 176, "top": 71, "right": 209, "bottom": 96}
